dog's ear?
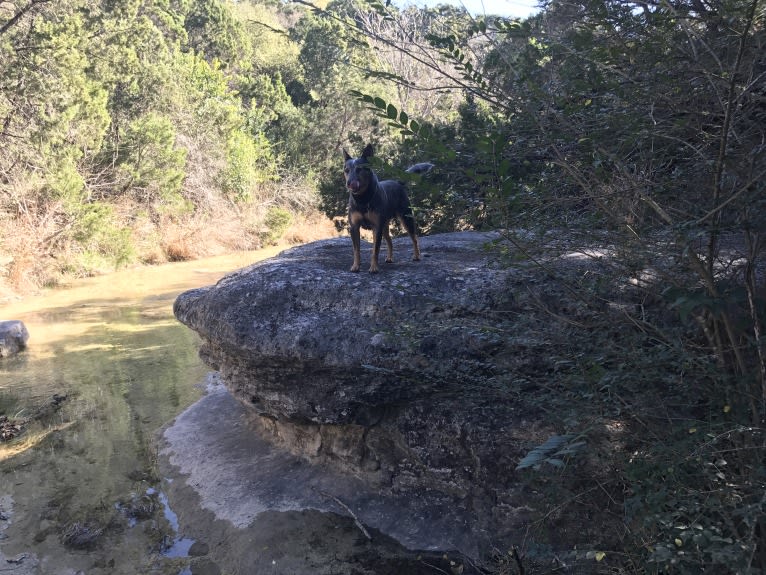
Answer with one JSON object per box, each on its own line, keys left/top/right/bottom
{"left": 362, "top": 144, "right": 374, "bottom": 159}
{"left": 343, "top": 149, "right": 352, "bottom": 161}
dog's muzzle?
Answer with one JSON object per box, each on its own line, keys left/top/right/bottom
{"left": 347, "top": 180, "right": 360, "bottom": 192}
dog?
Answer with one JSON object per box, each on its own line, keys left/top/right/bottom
{"left": 343, "top": 144, "right": 429, "bottom": 273}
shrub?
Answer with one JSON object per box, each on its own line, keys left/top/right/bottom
{"left": 220, "top": 131, "right": 279, "bottom": 203}
{"left": 117, "top": 113, "right": 188, "bottom": 202}
{"left": 260, "top": 206, "right": 292, "bottom": 246}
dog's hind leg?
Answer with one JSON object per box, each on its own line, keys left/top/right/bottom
{"left": 398, "top": 212, "right": 420, "bottom": 262}
{"left": 383, "top": 226, "right": 394, "bottom": 263}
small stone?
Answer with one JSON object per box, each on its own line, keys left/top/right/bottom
{"left": 0, "top": 320, "right": 29, "bottom": 358}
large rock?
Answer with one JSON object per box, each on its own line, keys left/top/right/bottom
{"left": 174, "top": 232, "right": 515, "bottom": 422}
{"left": 173, "top": 232, "right": 551, "bottom": 552}
{"left": 0, "top": 320, "right": 29, "bottom": 358}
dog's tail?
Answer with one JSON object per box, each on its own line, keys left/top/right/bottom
{"left": 405, "top": 162, "right": 434, "bottom": 174}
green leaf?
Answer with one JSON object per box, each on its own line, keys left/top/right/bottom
{"left": 586, "top": 551, "right": 607, "bottom": 561}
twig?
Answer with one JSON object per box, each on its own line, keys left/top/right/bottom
{"left": 523, "top": 286, "right": 587, "bottom": 329}
{"left": 418, "top": 560, "right": 451, "bottom": 575}
{"left": 317, "top": 490, "right": 372, "bottom": 541}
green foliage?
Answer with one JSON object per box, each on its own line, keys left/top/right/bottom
{"left": 71, "top": 202, "right": 136, "bottom": 272}
{"left": 184, "top": 0, "right": 251, "bottom": 69}
{"left": 240, "top": 73, "right": 303, "bottom": 144}
{"left": 46, "top": 162, "right": 87, "bottom": 205}
{"left": 230, "top": 1, "right": 300, "bottom": 79}
{"left": 0, "top": 6, "right": 110, "bottom": 173}
{"left": 260, "top": 206, "right": 292, "bottom": 245}
{"left": 220, "top": 130, "right": 279, "bottom": 203}
{"left": 625, "top": 424, "right": 765, "bottom": 574}
{"left": 349, "top": 91, "right": 434, "bottom": 140}
{"left": 173, "top": 50, "right": 242, "bottom": 139}
{"left": 294, "top": 12, "right": 350, "bottom": 90}
{"left": 117, "top": 112, "right": 187, "bottom": 202}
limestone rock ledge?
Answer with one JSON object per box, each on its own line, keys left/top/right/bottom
{"left": 174, "top": 232, "right": 536, "bottom": 549}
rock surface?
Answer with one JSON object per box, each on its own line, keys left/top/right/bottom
{"left": 173, "top": 232, "right": 550, "bottom": 554}
{"left": 0, "top": 320, "right": 29, "bottom": 358}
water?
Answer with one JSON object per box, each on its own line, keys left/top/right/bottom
{"left": 0, "top": 248, "right": 283, "bottom": 575}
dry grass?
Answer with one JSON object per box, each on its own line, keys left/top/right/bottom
{"left": 284, "top": 210, "right": 339, "bottom": 244}
{"left": 0, "top": 194, "right": 337, "bottom": 298}
{"left": 0, "top": 145, "right": 337, "bottom": 297}
{"left": 0, "top": 197, "right": 63, "bottom": 292}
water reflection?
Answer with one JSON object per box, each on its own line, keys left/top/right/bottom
{"left": 0, "top": 248, "right": 282, "bottom": 574}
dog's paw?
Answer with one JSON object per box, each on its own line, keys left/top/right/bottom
{"left": 368, "top": 266, "right": 379, "bottom": 274}
{"left": 350, "top": 264, "right": 360, "bottom": 272}
{"left": 385, "top": 257, "right": 393, "bottom": 264}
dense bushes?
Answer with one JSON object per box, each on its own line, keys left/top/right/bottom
{"left": 312, "top": 0, "right": 765, "bottom": 571}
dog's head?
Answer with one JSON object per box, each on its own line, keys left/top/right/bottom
{"left": 343, "top": 144, "right": 375, "bottom": 196}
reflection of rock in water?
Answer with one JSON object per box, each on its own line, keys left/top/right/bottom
{"left": 162, "top": 377, "right": 476, "bottom": 550}
{"left": 160, "top": 377, "right": 478, "bottom": 574}
{"left": 115, "top": 490, "right": 159, "bottom": 524}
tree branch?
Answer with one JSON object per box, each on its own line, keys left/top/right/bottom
{"left": 0, "top": 0, "right": 51, "bottom": 37}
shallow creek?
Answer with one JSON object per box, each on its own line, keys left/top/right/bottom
{"left": 0, "top": 248, "right": 283, "bottom": 575}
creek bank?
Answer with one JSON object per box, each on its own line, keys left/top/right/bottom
{"left": 169, "top": 231, "right": 625, "bottom": 565}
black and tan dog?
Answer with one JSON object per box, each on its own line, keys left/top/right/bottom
{"left": 343, "top": 144, "right": 429, "bottom": 273}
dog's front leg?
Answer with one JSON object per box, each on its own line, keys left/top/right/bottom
{"left": 369, "top": 225, "right": 383, "bottom": 273}
{"left": 350, "top": 224, "right": 362, "bottom": 272}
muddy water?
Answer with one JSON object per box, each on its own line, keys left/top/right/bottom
{"left": 0, "top": 248, "right": 283, "bottom": 575}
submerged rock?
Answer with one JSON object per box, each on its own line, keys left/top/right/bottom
{"left": 0, "top": 320, "right": 29, "bottom": 358}
{"left": 173, "top": 232, "right": 542, "bottom": 553}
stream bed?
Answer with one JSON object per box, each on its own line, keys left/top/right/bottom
{"left": 0, "top": 248, "right": 284, "bottom": 575}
